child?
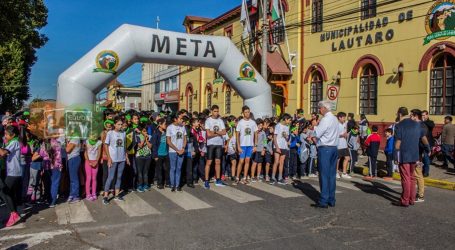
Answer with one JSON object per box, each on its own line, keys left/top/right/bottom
{"left": 307, "top": 120, "right": 318, "bottom": 178}
{"left": 0, "top": 126, "right": 22, "bottom": 227}
{"left": 135, "top": 125, "right": 152, "bottom": 192}
{"left": 40, "top": 138, "right": 63, "bottom": 208}
{"left": 28, "top": 136, "right": 42, "bottom": 202}
{"left": 364, "top": 125, "right": 381, "bottom": 179}
{"left": 235, "top": 106, "right": 258, "bottom": 185}
{"left": 103, "top": 118, "right": 130, "bottom": 205}
{"left": 85, "top": 134, "right": 101, "bottom": 201}
{"left": 271, "top": 113, "right": 292, "bottom": 185}
{"left": 226, "top": 129, "right": 238, "bottom": 181}
{"left": 347, "top": 125, "right": 360, "bottom": 174}
{"left": 264, "top": 123, "right": 275, "bottom": 182}
{"left": 167, "top": 113, "right": 187, "bottom": 192}
{"left": 251, "top": 119, "right": 266, "bottom": 182}
{"left": 151, "top": 118, "right": 168, "bottom": 189}
{"left": 288, "top": 126, "right": 301, "bottom": 180}
{"left": 383, "top": 128, "right": 395, "bottom": 179}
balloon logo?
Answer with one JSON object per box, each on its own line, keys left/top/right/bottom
{"left": 94, "top": 50, "right": 120, "bottom": 74}
{"left": 237, "top": 62, "right": 257, "bottom": 82}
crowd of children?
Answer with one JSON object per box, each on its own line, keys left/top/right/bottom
{"left": 0, "top": 105, "right": 400, "bottom": 228}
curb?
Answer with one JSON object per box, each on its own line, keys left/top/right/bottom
{"left": 353, "top": 166, "right": 455, "bottom": 191}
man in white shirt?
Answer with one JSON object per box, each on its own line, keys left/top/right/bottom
{"left": 336, "top": 112, "right": 352, "bottom": 179}
{"left": 312, "top": 100, "right": 340, "bottom": 209}
{"left": 204, "top": 105, "right": 227, "bottom": 189}
{"left": 234, "top": 106, "right": 258, "bottom": 185}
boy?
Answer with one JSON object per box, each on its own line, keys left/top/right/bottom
{"left": 264, "top": 123, "right": 275, "bottom": 182}
{"left": 235, "top": 106, "right": 258, "bottom": 185}
{"left": 288, "top": 126, "right": 301, "bottom": 180}
{"left": 347, "top": 125, "right": 360, "bottom": 174}
{"left": 251, "top": 119, "right": 266, "bottom": 182}
{"left": 337, "top": 112, "right": 351, "bottom": 179}
{"left": 383, "top": 128, "right": 394, "bottom": 180}
{"left": 364, "top": 125, "right": 381, "bottom": 179}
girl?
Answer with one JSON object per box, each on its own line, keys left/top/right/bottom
{"left": 271, "top": 114, "right": 292, "bottom": 185}
{"left": 167, "top": 114, "right": 187, "bottom": 192}
{"left": 40, "top": 138, "right": 63, "bottom": 207}
{"left": 19, "top": 126, "right": 32, "bottom": 203}
{"left": 151, "top": 118, "right": 168, "bottom": 189}
{"left": 0, "top": 126, "right": 22, "bottom": 227}
{"left": 135, "top": 125, "right": 152, "bottom": 192}
{"left": 103, "top": 117, "right": 129, "bottom": 205}
{"left": 84, "top": 134, "right": 102, "bottom": 201}
{"left": 66, "top": 134, "right": 81, "bottom": 203}
{"left": 101, "top": 119, "right": 114, "bottom": 195}
{"left": 264, "top": 124, "right": 275, "bottom": 182}
{"left": 29, "top": 135, "right": 42, "bottom": 202}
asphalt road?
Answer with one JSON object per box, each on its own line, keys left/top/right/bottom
{"left": 1, "top": 176, "right": 454, "bottom": 250}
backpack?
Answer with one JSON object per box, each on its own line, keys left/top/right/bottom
{"left": 299, "top": 143, "right": 309, "bottom": 163}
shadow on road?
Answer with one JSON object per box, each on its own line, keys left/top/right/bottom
{"left": 351, "top": 180, "right": 400, "bottom": 203}
{"left": 291, "top": 180, "right": 319, "bottom": 203}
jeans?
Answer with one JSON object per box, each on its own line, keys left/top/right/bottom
{"left": 21, "top": 163, "right": 30, "bottom": 200}
{"left": 155, "top": 156, "right": 169, "bottom": 186}
{"left": 289, "top": 148, "right": 298, "bottom": 177}
{"left": 399, "top": 163, "right": 416, "bottom": 206}
{"left": 349, "top": 149, "right": 358, "bottom": 173}
{"left": 104, "top": 161, "right": 126, "bottom": 192}
{"left": 169, "top": 152, "right": 184, "bottom": 188}
{"left": 136, "top": 157, "right": 151, "bottom": 187}
{"left": 185, "top": 156, "right": 193, "bottom": 185}
{"left": 308, "top": 157, "right": 317, "bottom": 174}
{"left": 192, "top": 154, "right": 205, "bottom": 181}
{"left": 317, "top": 146, "right": 338, "bottom": 206}
{"left": 68, "top": 156, "right": 81, "bottom": 198}
{"left": 386, "top": 154, "right": 393, "bottom": 177}
{"left": 422, "top": 152, "right": 430, "bottom": 176}
{"left": 442, "top": 144, "right": 455, "bottom": 166}
{"left": 43, "top": 168, "right": 62, "bottom": 204}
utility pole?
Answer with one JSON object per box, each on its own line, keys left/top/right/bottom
{"left": 261, "top": 0, "right": 268, "bottom": 81}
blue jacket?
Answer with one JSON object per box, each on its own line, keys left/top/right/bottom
{"left": 151, "top": 128, "right": 167, "bottom": 158}
{"left": 289, "top": 134, "right": 301, "bottom": 150}
{"left": 384, "top": 136, "right": 394, "bottom": 155}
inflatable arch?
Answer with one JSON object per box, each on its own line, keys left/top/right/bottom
{"left": 57, "top": 24, "right": 272, "bottom": 117}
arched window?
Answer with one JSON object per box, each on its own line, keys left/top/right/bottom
{"left": 359, "top": 65, "right": 378, "bottom": 115}
{"left": 185, "top": 84, "right": 193, "bottom": 113}
{"left": 310, "top": 71, "right": 323, "bottom": 114}
{"left": 206, "top": 87, "right": 212, "bottom": 109}
{"left": 430, "top": 53, "right": 455, "bottom": 115}
{"left": 225, "top": 86, "right": 231, "bottom": 114}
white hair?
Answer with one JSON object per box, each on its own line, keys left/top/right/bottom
{"left": 318, "top": 100, "right": 332, "bottom": 111}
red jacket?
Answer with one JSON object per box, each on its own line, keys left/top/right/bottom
{"left": 364, "top": 133, "right": 381, "bottom": 157}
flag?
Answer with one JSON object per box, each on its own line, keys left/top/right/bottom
{"left": 240, "top": 0, "right": 251, "bottom": 39}
{"left": 271, "top": 0, "right": 281, "bottom": 21}
{"left": 251, "top": 0, "right": 258, "bottom": 13}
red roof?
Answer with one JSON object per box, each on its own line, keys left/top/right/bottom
{"left": 183, "top": 16, "right": 213, "bottom": 24}
{"left": 253, "top": 48, "right": 291, "bottom": 75}
{"left": 190, "top": 5, "right": 242, "bottom": 33}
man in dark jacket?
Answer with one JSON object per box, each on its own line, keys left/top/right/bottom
{"left": 422, "top": 110, "right": 435, "bottom": 176}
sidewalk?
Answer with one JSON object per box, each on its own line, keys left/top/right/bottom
{"left": 353, "top": 152, "right": 455, "bottom": 191}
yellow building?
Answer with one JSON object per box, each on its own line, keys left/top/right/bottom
{"left": 303, "top": 0, "right": 455, "bottom": 125}
{"left": 179, "top": 1, "right": 304, "bottom": 116}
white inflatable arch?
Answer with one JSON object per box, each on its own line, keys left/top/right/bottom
{"left": 57, "top": 24, "right": 272, "bottom": 117}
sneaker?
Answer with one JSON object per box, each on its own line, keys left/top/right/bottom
{"left": 69, "top": 197, "right": 80, "bottom": 204}
{"left": 341, "top": 173, "right": 352, "bottom": 179}
{"left": 49, "top": 203, "right": 56, "bottom": 208}
{"left": 244, "top": 179, "right": 251, "bottom": 185}
{"left": 232, "top": 179, "right": 239, "bottom": 186}
{"left": 308, "top": 173, "right": 317, "bottom": 178}
{"left": 114, "top": 196, "right": 125, "bottom": 201}
{"left": 300, "top": 175, "right": 309, "bottom": 180}
{"left": 177, "top": 186, "right": 183, "bottom": 192}
{"left": 66, "top": 196, "right": 74, "bottom": 203}
{"left": 278, "top": 179, "right": 287, "bottom": 185}
{"left": 204, "top": 181, "right": 210, "bottom": 190}
{"left": 265, "top": 176, "right": 270, "bottom": 182}
{"left": 102, "top": 197, "right": 109, "bottom": 205}
{"left": 5, "top": 212, "right": 21, "bottom": 227}
{"left": 215, "top": 179, "right": 226, "bottom": 187}
{"left": 171, "top": 187, "right": 176, "bottom": 192}
{"left": 137, "top": 186, "right": 145, "bottom": 193}
{"left": 230, "top": 176, "right": 236, "bottom": 181}
{"left": 336, "top": 173, "right": 341, "bottom": 179}
{"left": 269, "top": 178, "right": 277, "bottom": 185}
{"left": 251, "top": 177, "right": 257, "bottom": 183}
{"left": 221, "top": 175, "right": 226, "bottom": 181}
{"left": 415, "top": 197, "right": 425, "bottom": 203}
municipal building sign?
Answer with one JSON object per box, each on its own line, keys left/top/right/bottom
{"left": 424, "top": 0, "right": 455, "bottom": 45}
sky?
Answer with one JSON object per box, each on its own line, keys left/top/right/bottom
{"left": 29, "top": 0, "right": 240, "bottom": 100}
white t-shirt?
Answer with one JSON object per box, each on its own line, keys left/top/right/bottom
{"left": 5, "top": 140, "right": 21, "bottom": 177}
{"left": 67, "top": 138, "right": 81, "bottom": 160}
{"left": 86, "top": 140, "right": 102, "bottom": 161}
{"left": 227, "top": 135, "right": 236, "bottom": 155}
{"left": 205, "top": 117, "right": 225, "bottom": 146}
{"left": 166, "top": 124, "right": 187, "bottom": 153}
{"left": 104, "top": 130, "right": 126, "bottom": 162}
{"left": 274, "top": 123, "right": 290, "bottom": 150}
{"left": 337, "top": 122, "right": 348, "bottom": 149}
{"left": 236, "top": 119, "right": 258, "bottom": 147}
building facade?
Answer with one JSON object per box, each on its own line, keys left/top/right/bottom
{"left": 141, "top": 63, "right": 169, "bottom": 111}
{"left": 303, "top": 0, "right": 455, "bottom": 125}
{"left": 153, "top": 65, "right": 180, "bottom": 112}
{"left": 179, "top": 0, "right": 303, "bottom": 116}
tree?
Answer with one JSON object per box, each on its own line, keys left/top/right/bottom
{"left": 0, "top": 0, "right": 48, "bottom": 112}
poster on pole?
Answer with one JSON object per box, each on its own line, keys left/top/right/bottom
{"left": 65, "top": 110, "right": 92, "bottom": 139}
{"left": 326, "top": 83, "right": 340, "bottom": 111}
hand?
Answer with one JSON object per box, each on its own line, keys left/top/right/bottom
{"left": 178, "top": 149, "right": 185, "bottom": 155}
{"left": 126, "top": 157, "right": 131, "bottom": 166}
{"left": 276, "top": 148, "right": 281, "bottom": 154}
{"left": 261, "top": 150, "right": 265, "bottom": 156}
{"left": 201, "top": 152, "right": 205, "bottom": 157}
{"left": 154, "top": 158, "right": 158, "bottom": 161}
{"left": 108, "top": 158, "right": 112, "bottom": 168}
{"left": 253, "top": 147, "right": 257, "bottom": 153}
{"left": 237, "top": 146, "right": 243, "bottom": 154}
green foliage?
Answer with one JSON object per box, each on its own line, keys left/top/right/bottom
{"left": 0, "top": 0, "right": 48, "bottom": 112}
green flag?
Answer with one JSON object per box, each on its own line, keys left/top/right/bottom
{"left": 271, "top": 0, "right": 281, "bottom": 21}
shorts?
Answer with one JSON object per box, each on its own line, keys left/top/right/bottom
{"left": 338, "top": 148, "right": 350, "bottom": 158}
{"left": 264, "top": 152, "right": 272, "bottom": 164}
{"left": 253, "top": 152, "right": 264, "bottom": 163}
{"left": 207, "top": 145, "right": 223, "bottom": 160}
{"left": 240, "top": 146, "right": 254, "bottom": 159}
{"left": 227, "top": 154, "right": 238, "bottom": 162}
{"left": 275, "top": 148, "right": 289, "bottom": 156}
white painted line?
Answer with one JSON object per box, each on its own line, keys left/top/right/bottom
{"left": 0, "top": 222, "right": 25, "bottom": 231}
{"left": 0, "top": 229, "right": 71, "bottom": 249}
{"left": 114, "top": 193, "right": 161, "bottom": 217}
{"left": 55, "top": 201, "right": 95, "bottom": 225}
{"left": 154, "top": 188, "right": 212, "bottom": 210}
{"left": 210, "top": 185, "right": 263, "bottom": 203}
{"left": 249, "top": 182, "right": 303, "bottom": 198}
{"left": 336, "top": 181, "right": 361, "bottom": 191}
{"left": 309, "top": 184, "right": 342, "bottom": 194}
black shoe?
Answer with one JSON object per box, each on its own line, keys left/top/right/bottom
{"left": 423, "top": 173, "right": 429, "bottom": 177}
{"left": 311, "top": 203, "right": 328, "bottom": 209}
{"left": 171, "top": 187, "right": 176, "bottom": 192}
{"left": 328, "top": 203, "right": 335, "bottom": 207}
{"left": 177, "top": 187, "right": 183, "bottom": 192}
{"left": 187, "top": 183, "right": 195, "bottom": 188}
{"left": 165, "top": 184, "right": 171, "bottom": 188}
{"left": 157, "top": 185, "right": 164, "bottom": 189}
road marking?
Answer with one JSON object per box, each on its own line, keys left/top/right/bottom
{"left": 210, "top": 185, "right": 263, "bottom": 203}
{"left": 249, "top": 182, "right": 303, "bottom": 198}
{"left": 0, "top": 229, "right": 71, "bottom": 249}
{"left": 114, "top": 192, "right": 161, "bottom": 217}
{"left": 55, "top": 201, "right": 94, "bottom": 225}
{"left": 0, "top": 222, "right": 26, "bottom": 231}
{"left": 336, "top": 181, "right": 361, "bottom": 191}
{"left": 154, "top": 188, "right": 212, "bottom": 210}
{"left": 309, "top": 184, "right": 342, "bottom": 194}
